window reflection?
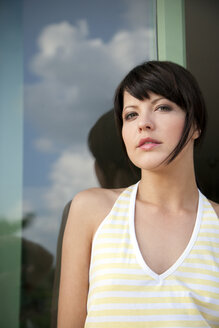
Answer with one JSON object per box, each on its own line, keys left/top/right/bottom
{"left": 23, "top": 0, "right": 157, "bottom": 326}
{"left": 88, "top": 109, "right": 140, "bottom": 189}
{"left": 51, "top": 109, "right": 141, "bottom": 326}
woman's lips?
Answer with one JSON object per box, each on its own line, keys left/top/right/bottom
{"left": 138, "top": 138, "right": 162, "bottom": 150}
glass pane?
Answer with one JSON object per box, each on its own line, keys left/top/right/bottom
{"left": 22, "top": 0, "right": 157, "bottom": 326}
{"left": 0, "top": 1, "right": 23, "bottom": 327}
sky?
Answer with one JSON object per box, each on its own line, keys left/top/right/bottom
{"left": 22, "top": 0, "right": 157, "bottom": 256}
{"left": 0, "top": 0, "right": 23, "bottom": 221}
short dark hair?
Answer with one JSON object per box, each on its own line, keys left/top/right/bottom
{"left": 114, "top": 60, "right": 207, "bottom": 164}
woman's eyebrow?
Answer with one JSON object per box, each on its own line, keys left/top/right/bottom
{"left": 123, "top": 105, "right": 138, "bottom": 111}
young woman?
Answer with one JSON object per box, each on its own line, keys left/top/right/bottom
{"left": 57, "top": 61, "right": 219, "bottom": 328}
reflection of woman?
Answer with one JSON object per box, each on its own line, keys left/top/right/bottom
{"left": 88, "top": 109, "right": 140, "bottom": 189}
{"left": 58, "top": 61, "right": 219, "bottom": 327}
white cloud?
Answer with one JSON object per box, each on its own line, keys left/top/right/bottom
{"left": 23, "top": 16, "right": 157, "bottom": 256}
{"left": 25, "top": 19, "right": 156, "bottom": 151}
{"left": 45, "top": 148, "right": 98, "bottom": 212}
{"left": 23, "top": 149, "right": 98, "bottom": 255}
{"left": 37, "top": 20, "right": 89, "bottom": 58}
{"left": 24, "top": 148, "right": 98, "bottom": 217}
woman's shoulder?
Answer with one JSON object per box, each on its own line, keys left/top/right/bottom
{"left": 72, "top": 186, "right": 125, "bottom": 212}
{"left": 67, "top": 186, "right": 126, "bottom": 238}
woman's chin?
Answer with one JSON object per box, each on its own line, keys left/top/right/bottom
{"left": 129, "top": 153, "right": 169, "bottom": 172}
{"left": 131, "top": 159, "right": 167, "bottom": 172}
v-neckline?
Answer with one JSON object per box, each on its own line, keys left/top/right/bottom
{"left": 129, "top": 182, "right": 203, "bottom": 282}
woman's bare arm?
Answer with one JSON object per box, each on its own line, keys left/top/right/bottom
{"left": 57, "top": 187, "right": 118, "bottom": 327}
{"left": 57, "top": 191, "right": 95, "bottom": 328}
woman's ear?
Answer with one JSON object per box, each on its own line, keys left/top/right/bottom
{"left": 193, "top": 129, "right": 200, "bottom": 140}
{"left": 192, "top": 124, "right": 201, "bottom": 140}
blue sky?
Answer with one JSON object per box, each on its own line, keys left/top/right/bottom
{"left": 22, "top": 0, "right": 157, "bottom": 255}
{"left": 23, "top": 0, "right": 154, "bottom": 82}
{"left": 23, "top": 0, "right": 157, "bottom": 186}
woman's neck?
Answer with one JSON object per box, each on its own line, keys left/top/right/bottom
{"left": 138, "top": 155, "right": 198, "bottom": 211}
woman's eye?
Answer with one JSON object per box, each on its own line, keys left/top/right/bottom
{"left": 124, "top": 112, "right": 137, "bottom": 120}
{"left": 156, "top": 105, "right": 171, "bottom": 112}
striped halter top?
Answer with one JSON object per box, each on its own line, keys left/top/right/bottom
{"left": 85, "top": 182, "right": 219, "bottom": 328}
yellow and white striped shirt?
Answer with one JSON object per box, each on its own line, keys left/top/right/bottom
{"left": 85, "top": 182, "right": 219, "bottom": 327}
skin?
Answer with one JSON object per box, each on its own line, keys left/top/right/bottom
{"left": 122, "top": 91, "right": 190, "bottom": 171}
{"left": 122, "top": 92, "right": 206, "bottom": 274}
{"left": 57, "top": 92, "right": 219, "bottom": 328}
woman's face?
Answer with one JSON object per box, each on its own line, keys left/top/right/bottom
{"left": 122, "top": 91, "right": 198, "bottom": 171}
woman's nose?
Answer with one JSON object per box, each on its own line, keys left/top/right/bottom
{"left": 138, "top": 115, "right": 155, "bottom": 131}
